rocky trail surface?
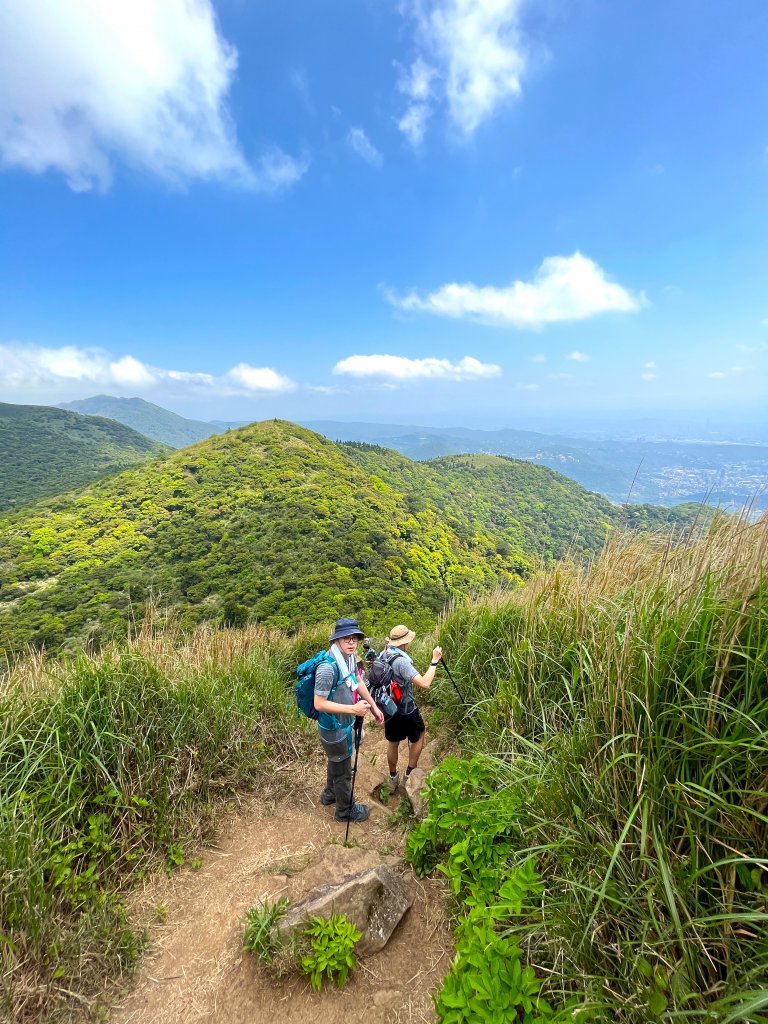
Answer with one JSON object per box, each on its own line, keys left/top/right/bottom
{"left": 109, "top": 727, "right": 452, "bottom": 1024}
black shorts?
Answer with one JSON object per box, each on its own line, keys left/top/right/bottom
{"left": 384, "top": 706, "right": 425, "bottom": 744}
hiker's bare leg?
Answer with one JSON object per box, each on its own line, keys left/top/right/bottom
{"left": 408, "top": 732, "right": 425, "bottom": 770}
{"left": 387, "top": 740, "right": 400, "bottom": 774}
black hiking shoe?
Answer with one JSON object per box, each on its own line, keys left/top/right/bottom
{"left": 335, "top": 803, "right": 369, "bottom": 823}
{"left": 319, "top": 790, "right": 336, "bottom": 806}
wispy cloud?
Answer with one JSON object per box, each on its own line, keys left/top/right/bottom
{"left": 333, "top": 353, "right": 501, "bottom": 382}
{"left": 397, "top": 0, "right": 530, "bottom": 145}
{"left": 644, "top": 360, "right": 656, "bottom": 369}
{"left": 396, "top": 57, "right": 437, "bottom": 146}
{"left": 347, "top": 127, "right": 383, "bottom": 167}
{"left": 640, "top": 372, "right": 656, "bottom": 381}
{"left": 529, "top": 353, "right": 546, "bottom": 363}
{"left": 389, "top": 253, "right": 643, "bottom": 328}
{"left": 0, "top": 343, "right": 296, "bottom": 396}
{"left": 707, "top": 365, "right": 749, "bottom": 380}
{"left": 0, "top": 0, "right": 308, "bottom": 193}
{"left": 569, "top": 351, "right": 590, "bottom": 362}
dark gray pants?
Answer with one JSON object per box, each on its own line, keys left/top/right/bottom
{"left": 319, "top": 731, "right": 353, "bottom": 817}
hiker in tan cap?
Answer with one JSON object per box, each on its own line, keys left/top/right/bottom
{"left": 379, "top": 624, "right": 442, "bottom": 791}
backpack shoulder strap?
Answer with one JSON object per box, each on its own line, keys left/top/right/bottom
{"left": 321, "top": 650, "right": 341, "bottom": 699}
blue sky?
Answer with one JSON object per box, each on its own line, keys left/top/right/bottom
{"left": 1, "top": 0, "right": 767, "bottom": 435}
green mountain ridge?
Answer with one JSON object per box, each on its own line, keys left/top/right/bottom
{"left": 58, "top": 394, "right": 223, "bottom": 448}
{"left": 0, "top": 420, "right": 707, "bottom": 654}
{"left": 0, "top": 402, "right": 168, "bottom": 512}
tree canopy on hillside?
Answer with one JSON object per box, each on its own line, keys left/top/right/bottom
{"left": 0, "top": 421, "right": 708, "bottom": 655}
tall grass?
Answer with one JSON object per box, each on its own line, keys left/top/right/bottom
{"left": 0, "top": 618, "right": 325, "bottom": 1022}
{"left": 434, "top": 514, "right": 768, "bottom": 1022}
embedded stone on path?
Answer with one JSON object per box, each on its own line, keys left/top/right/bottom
{"left": 275, "top": 848, "right": 414, "bottom": 954}
{"left": 404, "top": 766, "right": 429, "bottom": 820}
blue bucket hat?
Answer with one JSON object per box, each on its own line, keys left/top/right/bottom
{"left": 330, "top": 617, "right": 364, "bottom": 642}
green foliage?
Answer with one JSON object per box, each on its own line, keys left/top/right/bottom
{"left": 430, "top": 519, "right": 768, "bottom": 1022}
{"left": 436, "top": 910, "right": 553, "bottom": 1024}
{"left": 243, "top": 898, "right": 289, "bottom": 963}
{"left": 406, "top": 759, "right": 554, "bottom": 1023}
{"left": 0, "top": 401, "right": 166, "bottom": 512}
{"left": 0, "top": 419, "right": 702, "bottom": 657}
{"left": 0, "top": 627, "right": 310, "bottom": 1020}
{"left": 299, "top": 914, "right": 361, "bottom": 990}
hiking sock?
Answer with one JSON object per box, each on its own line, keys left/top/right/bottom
{"left": 405, "top": 766, "right": 414, "bottom": 778}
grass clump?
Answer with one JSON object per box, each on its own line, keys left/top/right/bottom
{"left": 243, "top": 899, "right": 290, "bottom": 964}
{"left": 427, "top": 515, "right": 768, "bottom": 1022}
{"left": 0, "top": 620, "right": 315, "bottom": 1022}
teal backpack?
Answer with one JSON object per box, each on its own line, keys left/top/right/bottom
{"left": 295, "top": 651, "right": 338, "bottom": 719}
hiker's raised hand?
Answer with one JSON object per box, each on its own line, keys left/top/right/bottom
{"left": 431, "top": 646, "right": 443, "bottom": 663}
{"left": 352, "top": 701, "right": 369, "bottom": 718}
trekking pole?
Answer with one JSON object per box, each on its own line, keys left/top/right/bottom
{"left": 344, "top": 716, "right": 364, "bottom": 845}
{"left": 438, "top": 657, "right": 467, "bottom": 705}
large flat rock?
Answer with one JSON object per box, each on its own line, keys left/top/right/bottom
{"left": 276, "top": 862, "right": 414, "bottom": 954}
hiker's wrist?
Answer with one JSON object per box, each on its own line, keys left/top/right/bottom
{"left": 429, "top": 661, "right": 439, "bottom": 667}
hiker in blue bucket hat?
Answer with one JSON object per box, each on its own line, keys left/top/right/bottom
{"left": 314, "top": 617, "right": 384, "bottom": 822}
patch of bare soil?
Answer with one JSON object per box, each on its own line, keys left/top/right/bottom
{"left": 108, "top": 726, "right": 453, "bottom": 1024}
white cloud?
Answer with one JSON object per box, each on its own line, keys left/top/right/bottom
{"left": 398, "top": 0, "right": 529, "bottom": 144}
{"left": 225, "top": 363, "right": 295, "bottom": 392}
{"left": 736, "top": 342, "right": 768, "bottom": 353}
{"left": 548, "top": 372, "right": 573, "bottom": 380}
{"left": 529, "top": 353, "right": 546, "bottom": 363}
{"left": 389, "top": 253, "right": 643, "bottom": 328}
{"left": 640, "top": 372, "right": 656, "bottom": 381}
{"left": 569, "top": 351, "right": 589, "bottom": 362}
{"left": 110, "top": 355, "right": 157, "bottom": 387}
{"left": 0, "top": 343, "right": 296, "bottom": 397}
{"left": 644, "top": 360, "right": 656, "bottom": 369}
{"left": 253, "top": 147, "right": 310, "bottom": 194}
{"left": 0, "top": 0, "right": 307, "bottom": 192}
{"left": 396, "top": 57, "right": 437, "bottom": 147}
{"left": 333, "top": 353, "right": 501, "bottom": 382}
{"left": 707, "top": 372, "right": 726, "bottom": 379}
{"left": 347, "top": 127, "right": 383, "bottom": 167}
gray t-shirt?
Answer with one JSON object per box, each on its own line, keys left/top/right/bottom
{"left": 315, "top": 658, "right": 356, "bottom": 738}
{"left": 387, "top": 648, "right": 419, "bottom": 714}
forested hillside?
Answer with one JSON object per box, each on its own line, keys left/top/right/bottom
{"left": 0, "top": 421, "right": 707, "bottom": 655}
{"left": 59, "top": 395, "right": 220, "bottom": 447}
{"left": 340, "top": 443, "right": 703, "bottom": 560}
{"left": 0, "top": 402, "right": 167, "bottom": 512}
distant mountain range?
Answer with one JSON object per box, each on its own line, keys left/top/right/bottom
{"left": 0, "top": 420, "right": 704, "bottom": 654}
{"left": 27, "top": 395, "right": 765, "bottom": 511}
{"left": 0, "top": 402, "right": 167, "bottom": 512}
{"left": 59, "top": 395, "right": 224, "bottom": 448}
{"left": 306, "top": 420, "right": 768, "bottom": 511}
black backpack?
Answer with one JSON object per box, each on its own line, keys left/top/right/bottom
{"left": 367, "top": 649, "right": 405, "bottom": 719}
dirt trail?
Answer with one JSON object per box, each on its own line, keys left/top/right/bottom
{"left": 109, "top": 727, "right": 452, "bottom": 1024}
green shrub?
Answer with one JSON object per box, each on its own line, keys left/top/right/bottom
{"left": 300, "top": 914, "right": 361, "bottom": 990}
